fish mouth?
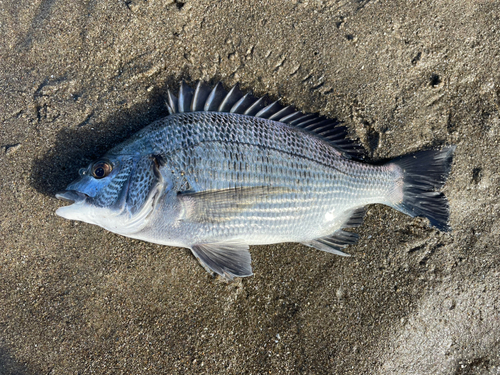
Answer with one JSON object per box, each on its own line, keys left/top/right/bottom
{"left": 55, "top": 190, "right": 90, "bottom": 221}
{"left": 55, "top": 190, "right": 88, "bottom": 203}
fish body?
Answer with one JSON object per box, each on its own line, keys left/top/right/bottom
{"left": 56, "top": 82, "right": 455, "bottom": 280}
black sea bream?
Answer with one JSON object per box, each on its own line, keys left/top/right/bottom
{"left": 56, "top": 82, "right": 455, "bottom": 280}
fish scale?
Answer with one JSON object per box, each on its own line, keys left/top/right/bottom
{"left": 56, "top": 81, "right": 455, "bottom": 280}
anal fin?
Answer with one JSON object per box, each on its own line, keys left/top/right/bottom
{"left": 190, "top": 241, "right": 253, "bottom": 281}
{"left": 302, "top": 206, "right": 367, "bottom": 256}
{"left": 344, "top": 206, "right": 366, "bottom": 228}
{"left": 302, "top": 230, "right": 359, "bottom": 256}
{"left": 303, "top": 229, "right": 359, "bottom": 257}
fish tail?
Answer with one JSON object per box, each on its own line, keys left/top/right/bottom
{"left": 386, "top": 146, "right": 456, "bottom": 231}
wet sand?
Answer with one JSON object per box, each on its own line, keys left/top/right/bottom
{"left": 1, "top": 0, "right": 499, "bottom": 373}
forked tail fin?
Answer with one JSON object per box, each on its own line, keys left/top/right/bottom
{"left": 388, "top": 146, "right": 456, "bottom": 231}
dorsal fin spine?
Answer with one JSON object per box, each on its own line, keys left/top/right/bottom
{"left": 218, "top": 86, "right": 235, "bottom": 112}
{"left": 279, "top": 111, "right": 303, "bottom": 123}
{"left": 178, "top": 83, "right": 185, "bottom": 113}
{"left": 205, "top": 82, "right": 226, "bottom": 112}
{"left": 289, "top": 113, "right": 317, "bottom": 126}
{"left": 230, "top": 93, "right": 252, "bottom": 113}
{"left": 255, "top": 100, "right": 281, "bottom": 118}
{"left": 295, "top": 118, "right": 322, "bottom": 128}
{"left": 191, "top": 82, "right": 202, "bottom": 111}
{"left": 244, "top": 96, "right": 266, "bottom": 116}
{"left": 304, "top": 120, "right": 332, "bottom": 131}
{"left": 167, "top": 90, "right": 178, "bottom": 114}
{"left": 269, "top": 106, "right": 295, "bottom": 121}
{"left": 218, "top": 85, "right": 243, "bottom": 112}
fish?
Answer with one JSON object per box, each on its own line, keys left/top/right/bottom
{"left": 56, "top": 81, "right": 455, "bottom": 280}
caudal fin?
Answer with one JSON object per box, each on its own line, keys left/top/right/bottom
{"left": 389, "top": 146, "right": 456, "bottom": 232}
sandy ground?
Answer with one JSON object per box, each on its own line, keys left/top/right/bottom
{"left": 1, "top": 0, "right": 499, "bottom": 374}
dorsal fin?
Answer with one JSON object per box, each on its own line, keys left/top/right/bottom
{"left": 166, "top": 81, "right": 366, "bottom": 160}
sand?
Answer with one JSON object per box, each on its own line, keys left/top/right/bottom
{"left": 1, "top": 0, "right": 499, "bottom": 373}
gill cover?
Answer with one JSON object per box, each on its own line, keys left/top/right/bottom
{"left": 112, "top": 155, "right": 166, "bottom": 235}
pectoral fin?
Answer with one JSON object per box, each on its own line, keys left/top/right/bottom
{"left": 190, "top": 241, "right": 253, "bottom": 280}
{"left": 178, "top": 186, "right": 290, "bottom": 223}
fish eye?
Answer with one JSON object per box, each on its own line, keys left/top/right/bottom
{"left": 91, "top": 161, "right": 113, "bottom": 179}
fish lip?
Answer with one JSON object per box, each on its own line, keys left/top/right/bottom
{"left": 55, "top": 190, "right": 88, "bottom": 203}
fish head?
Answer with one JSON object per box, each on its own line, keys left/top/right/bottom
{"left": 56, "top": 153, "right": 166, "bottom": 234}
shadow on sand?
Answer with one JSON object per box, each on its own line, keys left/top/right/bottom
{"left": 29, "top": 80, "right": 180, "bottom": 197}
{"left": 0, "top": 346, "right": 34, "bottom": 375}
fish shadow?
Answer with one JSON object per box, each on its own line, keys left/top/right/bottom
{"left": 0, "top": 346, "right": 34, "bottom": 375}
{"left": 30, "top": 83, "right": 177, "bottom": 197}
